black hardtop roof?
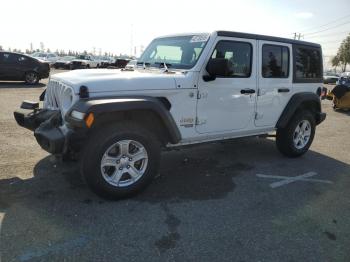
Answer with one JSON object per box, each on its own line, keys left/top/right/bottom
{"left": 216, "top": 31, "right": 321, "bottom": 48}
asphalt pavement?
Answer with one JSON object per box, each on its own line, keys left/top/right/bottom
{"left": 0, "top": 74, "right": 349, "bottom": 262}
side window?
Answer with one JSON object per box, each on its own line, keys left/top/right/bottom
{"left": 1, "top": 53, "right": 16, "bottom": 64}
{"left": 294, "top": 46, "right": 322, "bottom": 81}
{"left": 18, "top": 56, "right": 27, "bottom": 63}
{"left": 262, "top": 45, "right": 289, "bottom": 78}
{"left": 210, "top": 41, "right": 252, "bottom": 78}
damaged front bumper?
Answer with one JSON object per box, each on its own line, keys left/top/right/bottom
{"left": 14, "top": 107, "right": 69, "bottom": 154}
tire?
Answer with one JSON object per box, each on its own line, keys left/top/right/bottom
{"left": 86, "top": 64, "right": 90, "bottom": 69}
{"left": 276, "top": 110, "right": 316, "bottom": 158}
{"left": 24, "top": 71, "right": 39, "bottom": 85}
{"left": 81, "top": 121, "right": 161, "bottom": 199}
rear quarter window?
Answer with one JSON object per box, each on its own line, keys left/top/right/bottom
{"left": 293, "top": 45, "right": 322, "bottom": 83}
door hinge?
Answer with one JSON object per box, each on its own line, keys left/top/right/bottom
{"left": 195, "top": 117, "right": 207, "bottom": 125}
{"left": 197, "top": 91, "right": 208, "bottom": 99}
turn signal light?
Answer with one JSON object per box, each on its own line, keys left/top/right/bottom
{"left": 85, "top": 113, "right": 94, "bottom": 128}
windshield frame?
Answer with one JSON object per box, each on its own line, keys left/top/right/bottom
{"left": 138, "top": 34, "right": 210, "bottom": 70}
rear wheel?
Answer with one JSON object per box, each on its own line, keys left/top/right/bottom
{"left": 276, "top": 110, "right": 316, "bottom": 157}
{"left": 25, "top": 71, "right": 39, "bottom": 84}
{"left": 81, "top": 122, "right": 161, "bottom": 199}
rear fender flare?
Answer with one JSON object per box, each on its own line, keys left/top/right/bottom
{"left": 276, "top": 92, "right": 323, "bottom": 128}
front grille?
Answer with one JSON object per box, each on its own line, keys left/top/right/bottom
{"left": 44, "top": 80, "right": 70, "bottom": 111}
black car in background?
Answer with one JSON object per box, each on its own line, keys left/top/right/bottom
{"left": 107, "top": 58, "right": 130, "bottom": 69}
{"left": 52, "top": 56, "right": 76, "bottom": 69}
{"left": 0, "top": 51, "right": 50, "bottom": 84}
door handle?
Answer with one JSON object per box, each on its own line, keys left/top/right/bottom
{"left": 278, "top": 88, "right": 290, "bottom": 93}
{"left": 240, "top": 89, "right": 256, "bottom": 95}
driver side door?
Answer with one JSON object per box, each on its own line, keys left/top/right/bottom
{"left": 196, "top": 37, "right": 257, "bottom": 134}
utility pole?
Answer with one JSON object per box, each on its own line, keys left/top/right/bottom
{"left": 293, "top": 33, "right": 303, "bottom": 40}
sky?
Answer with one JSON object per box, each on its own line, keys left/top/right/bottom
{"left": 0, "top": 0, "right": 349, "bottom": 58}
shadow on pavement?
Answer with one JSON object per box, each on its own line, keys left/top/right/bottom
{"left": 334, "top": 108, "right": 350, "bottom": 116}
{"left": 0, "top": 138, "right": 349, "bottom": 261}
{"left": 0, "top": 81, "right": 46, "bottom": 89}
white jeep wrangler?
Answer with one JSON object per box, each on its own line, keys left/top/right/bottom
{"left": 14, "top": 31, "right": 326, "bottom": 199}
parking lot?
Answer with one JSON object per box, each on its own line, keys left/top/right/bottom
{"left": 0, "top": 71, "right": 349, "bottom": 261}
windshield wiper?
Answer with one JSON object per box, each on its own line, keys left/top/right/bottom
{"left": 154, "top": 62, "right": 172, "bottom": 68}
{"left": 154, "top": 62, "right": 173, "bottom": 73}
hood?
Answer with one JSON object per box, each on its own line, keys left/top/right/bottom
{"left": 50, "top": 69, "right": 179, "bottom": 94}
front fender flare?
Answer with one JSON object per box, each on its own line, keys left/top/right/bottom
{"left": 65, "top": 96, "right": 181, "bottom": 144}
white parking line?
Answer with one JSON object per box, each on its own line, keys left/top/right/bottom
{"left": 256, "top": 172, "right": 333, "bottom": 188}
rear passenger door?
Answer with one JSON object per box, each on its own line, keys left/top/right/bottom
{"left": 0, "top": 53, "right": 19, "bottom": 80}
{"left": 255, "top": 41, "right": 293, "bottom": 127}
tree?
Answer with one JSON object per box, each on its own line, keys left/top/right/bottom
{"left": 331, "top": 55, "right": 340, "bottom": 72}
{"left": 335, "top": 34, "right": 350, "bottom": 72}
{"left": 0, "top": 45, "right": 3, "bottom": 51}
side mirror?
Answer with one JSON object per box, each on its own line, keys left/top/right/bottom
{"left": 203, "top": 58, "right": 231, "bottom": 82}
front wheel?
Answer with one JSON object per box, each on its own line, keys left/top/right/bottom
{"left": 81, "top": 122, "right": 161, "bottom": 199}
{"left": 276, "top": 110, "right": 316, "bottom": 157}
{"left": 25, "top": 71, "right": 39, "bottom": 84}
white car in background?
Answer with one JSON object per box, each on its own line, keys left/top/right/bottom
{"left": 31, "top": 52, "right": 59, "bottom": 64}
{"left": 70, "top": 55, "right": 100, "bottom": 69}
{"left": 125, "top": 59, "right": 137, "bottom": 69}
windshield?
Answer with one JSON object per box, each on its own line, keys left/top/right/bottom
{"left": 32, "top": 53, "right": 46, "bottom": 58}
{"left": 138, "top": 34, "right": 209, "bottom": 70}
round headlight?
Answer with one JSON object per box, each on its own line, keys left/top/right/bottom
{"left": 61, "top": 87, "right": 73, "bottom": 112}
